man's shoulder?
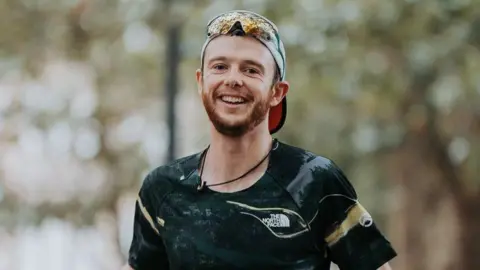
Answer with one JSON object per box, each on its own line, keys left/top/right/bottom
{"left": 272, "top": 140, "right": 337, "bottom": 178}
{"left": 271, "top": 140, "right": 344, "bottom": 194}
{"left": 141, "top": 151, "right": 202, "bottom": 191}
{"left": 271, "top": 140, "right": 343, "bottom": 219}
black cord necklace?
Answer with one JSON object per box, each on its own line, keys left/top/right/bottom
{"left": 197, "top": 138, "right": 277, "bottom": 191}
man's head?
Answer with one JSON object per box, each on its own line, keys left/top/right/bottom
{"left": 196, "top": 10, "right": 289, "bottom": 137}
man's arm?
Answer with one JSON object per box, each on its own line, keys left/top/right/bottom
{"left": 318, "top": 160, "right": 397, "bottom": 269}
{"left": 127, "top": 173, "right": 170, "bottom": 269}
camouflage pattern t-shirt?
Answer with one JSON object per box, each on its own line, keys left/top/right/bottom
{"left": 128, "top": 140, "right": 397, "bottom": 270}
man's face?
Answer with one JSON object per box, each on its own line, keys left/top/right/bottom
{"left": 196, "top": 35, "right": 288, "bottom": 137}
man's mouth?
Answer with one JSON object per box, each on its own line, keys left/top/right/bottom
{"left": 219, "top": 95, "right": 247, "bottom": 104}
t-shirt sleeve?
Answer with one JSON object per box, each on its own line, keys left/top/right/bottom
{"left": 319, "top": 162, "right": 397, "bottom": 270}
{"left": 128, "top": 174, "right": 170, "bottom": 270}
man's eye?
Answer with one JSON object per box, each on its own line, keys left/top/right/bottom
{"left": 213, "top": 64, "right": 227, "bottom": 70}
{"left": 245, "top": 68, "right": 258, "bottom": 74}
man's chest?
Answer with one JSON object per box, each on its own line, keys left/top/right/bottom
{"left": 155, "top": 187, "right": 322, "bottom": 268}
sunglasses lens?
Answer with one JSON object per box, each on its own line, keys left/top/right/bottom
{"left": 207, "top": 11, "right": 277, "bottom": 44}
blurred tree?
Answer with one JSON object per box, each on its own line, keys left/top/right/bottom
{"left": 1, "top": 0, "right": 479, "bottom": 269}
{"left": 262, "top": 1, "right": 480, "bottom": 269}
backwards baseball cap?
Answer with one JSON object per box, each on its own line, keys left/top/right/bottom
{"left": 200, "top": 10, "right": 287, "bottom": 134}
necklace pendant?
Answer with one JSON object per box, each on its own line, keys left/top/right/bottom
{"left": 197, "top": 181, "right": 206, "bottom": 191}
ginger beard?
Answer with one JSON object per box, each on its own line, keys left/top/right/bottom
{"left": 201, "top": 83, "right": 274, "bottom": 137}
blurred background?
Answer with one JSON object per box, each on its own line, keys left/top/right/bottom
{"left": 1, "top": 0, "right": 479, "bottom": 269}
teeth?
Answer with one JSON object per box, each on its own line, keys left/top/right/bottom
{"left": 221, "top": 96, "right": 245, "bottom": 103}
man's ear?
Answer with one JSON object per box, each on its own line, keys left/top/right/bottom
{"left": 196, "top": 69, "right": 203, "bottom": 95}
{"left": 270, "top": 81, "right": 289, "bottom": 107}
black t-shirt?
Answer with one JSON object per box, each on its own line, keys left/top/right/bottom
{"left": 128, "top": 140, "right": 397, "bottom": 270}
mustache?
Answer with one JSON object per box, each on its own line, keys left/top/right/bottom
{"left": 212, "top": 88, "right": 254, "bottom": 101}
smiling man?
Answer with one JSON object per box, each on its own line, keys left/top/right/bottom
{"left": 124, "top": 10, "right": 397, "bottom": 270}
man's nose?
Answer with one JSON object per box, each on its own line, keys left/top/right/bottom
{"left": 224, "top": 68, "right": 243, "bottom": 88}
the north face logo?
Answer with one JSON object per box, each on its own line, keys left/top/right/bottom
{"left": 226, "top": 200, "right": 308, "bottom": 239}
{"left": 262, "top": 214, "right": 290, "bottom": 228}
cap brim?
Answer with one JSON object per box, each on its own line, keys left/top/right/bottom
{"left": 269, "top": 97, "right": 287, "bottom": 134}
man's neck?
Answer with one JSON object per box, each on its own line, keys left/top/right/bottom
{"left": 202, "top": 124, "right": 273, "bottom": 189}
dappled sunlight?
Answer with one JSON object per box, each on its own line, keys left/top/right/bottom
{"left": 0, "top": 217, "right": 124, "bottom": 270}
{"left": 0, "top": 0, "right": 479, "bottom": 269}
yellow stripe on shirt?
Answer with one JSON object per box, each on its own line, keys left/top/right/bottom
{"left": 137, "top": 196, "right": 160, "bottom": 235}
{"left": 325, "top": 202, "right": 372, "bottom": 246}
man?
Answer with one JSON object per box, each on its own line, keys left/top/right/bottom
{"left": 124, "top": 10, "right": 396, "bottom": 270}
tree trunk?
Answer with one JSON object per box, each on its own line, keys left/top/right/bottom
{"left": 384, "top": 132, "right": 460, "bottom": 270}
{"left": 457, "top": 196, "right": 480, "bottom": 270}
